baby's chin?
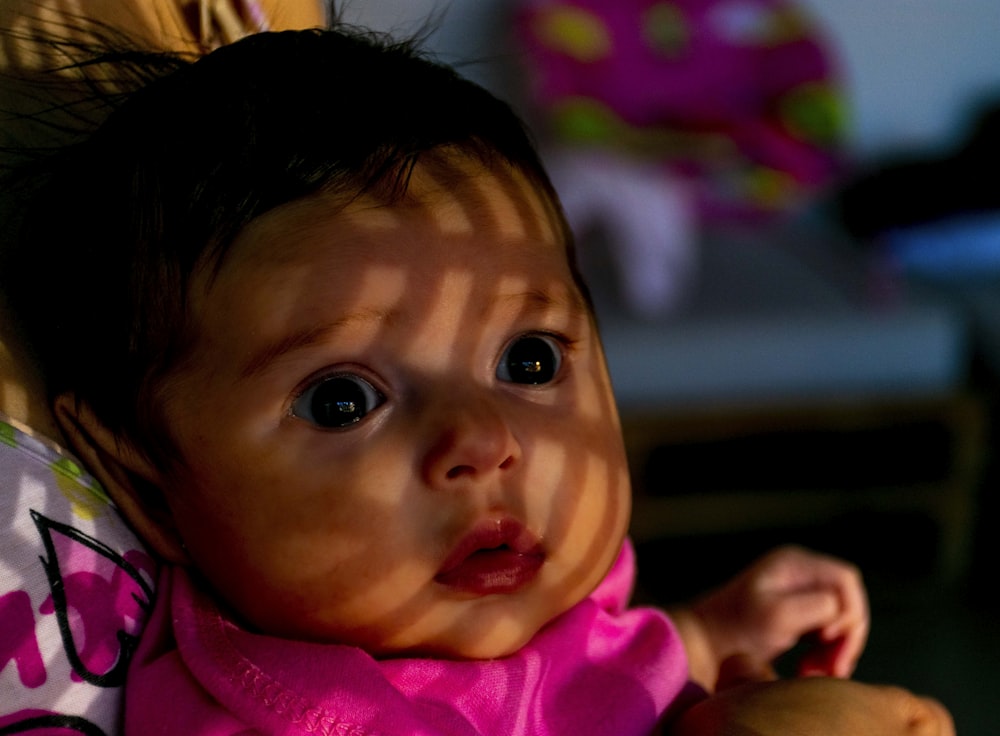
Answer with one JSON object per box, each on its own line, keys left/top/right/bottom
{"left": 374, "top": 590, "right": 601, "bottom": 661}
{"left": 383, "top": 624, "right": 545, "bottom": 662}
{"left": 427, "top": 567, "right": 621, "bottom": 659}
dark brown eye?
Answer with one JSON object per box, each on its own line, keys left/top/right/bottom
{"left": 292, "top": 375, "right": 384, "bottom": 428}
{"left": 497, "top": 335, "right": 562, "bottom": 385}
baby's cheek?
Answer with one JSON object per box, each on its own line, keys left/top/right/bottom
{"left": 540, "top": 445, "right": 629, "bottom": 589}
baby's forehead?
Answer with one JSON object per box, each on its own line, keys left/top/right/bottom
{"left": 226, "top": 157, "right": 572, "bottom": 271}
{"left": 188, "top": 158, "right": 593, "bottom": 353}
{"left": 409, "top": 156, "right": 562, "bottom": 224}
{"left": 349, "top": 155, "right": 569, "bottom": 257}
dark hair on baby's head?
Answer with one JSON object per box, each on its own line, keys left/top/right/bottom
{"left": 1, "top": 25, "right": 571, "bottom": 465}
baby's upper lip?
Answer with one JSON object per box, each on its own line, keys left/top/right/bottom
{"left": 436, "top": 517, "right": 543, "bottom": 577}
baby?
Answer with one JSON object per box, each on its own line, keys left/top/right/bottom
{"left": 0, "top": 23, "right": 952, "bottom": 736}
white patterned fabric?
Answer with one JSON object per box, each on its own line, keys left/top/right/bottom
{"left": 0, "top": 412, "right": 155, "bottom": 736}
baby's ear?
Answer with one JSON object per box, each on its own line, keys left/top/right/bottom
{"left": 54, "top": 393, "right": 190, "bottom": 565}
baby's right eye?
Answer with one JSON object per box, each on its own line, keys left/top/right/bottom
{"left": 291, "top": 374, "right": 385, "bottom": 429}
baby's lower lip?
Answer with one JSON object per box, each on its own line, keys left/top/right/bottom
{"left": 435, "top": 518, "right": 545, "bottom": 595}
{"left": 434, "top": 547, "right": 544, "bottom": 594}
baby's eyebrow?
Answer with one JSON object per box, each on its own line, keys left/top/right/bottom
{"left": 494, "top": 288, "right": 589, "bottom": 318}
{"left": 237, "top": 288, "right": 587, "bottom": 381}
{"left": 238, "top": 308, "right": 391, "bottom": 380}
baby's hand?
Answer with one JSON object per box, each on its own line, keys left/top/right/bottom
{"left": 674, "top": 546, "right": 869, "bottom": 683}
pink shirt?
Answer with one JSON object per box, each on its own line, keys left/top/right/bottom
{"left": 126, "top": 542, "right": 698, "bottom": 735}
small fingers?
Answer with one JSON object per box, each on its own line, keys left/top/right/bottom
{"left": 796, "top": 634, "right": 846, "bottom": 678}
{"left": 819, "top": 559, "right": 869, "bottom": 676}
{"left": 765, "top": 547, "right": 869, "bottom": 677}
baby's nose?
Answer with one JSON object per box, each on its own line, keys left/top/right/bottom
{"left": 420, "top": 394, "right": 520, "bottom": 490}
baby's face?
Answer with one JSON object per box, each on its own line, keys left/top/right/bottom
{"left": 153, "top": 159, "right": 631, "bottom": 659}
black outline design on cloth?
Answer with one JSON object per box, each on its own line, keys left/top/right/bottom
{"left": 0, "top": 713, "right": 106, "bottom": 735}
{"left": 31, "top": 510, "right": 155, "bottom": 687}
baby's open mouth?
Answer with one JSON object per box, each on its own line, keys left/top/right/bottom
{"left": 435, "top": 519, "right": 544, "bottom": 594}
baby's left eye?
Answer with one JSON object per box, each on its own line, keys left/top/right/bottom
{"left": 496, "top": 334, "right": 563, "bottom": 385}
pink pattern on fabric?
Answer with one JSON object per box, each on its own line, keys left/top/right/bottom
{"left": 0, "top": 590, "right": 46, "bottom": 688}
{"left": 515, "top": 0, "right": 845, "bottom": 218}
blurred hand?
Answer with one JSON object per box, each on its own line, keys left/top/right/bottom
{"left": 686, "top": 545, "right": 869, "bottom": 680}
